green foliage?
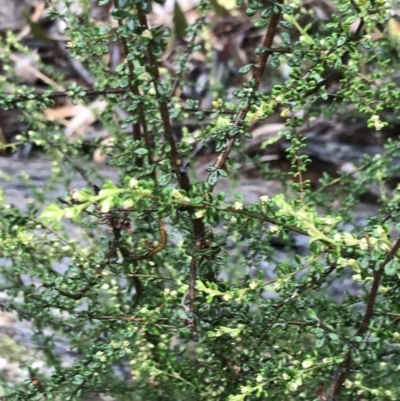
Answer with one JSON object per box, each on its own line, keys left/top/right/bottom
{"left": 2, "top": 0, "right": 400, "bottom": 400}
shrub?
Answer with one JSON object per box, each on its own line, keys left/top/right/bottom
{"left": 1, "top": 0, "right": 400, "bottom": 400}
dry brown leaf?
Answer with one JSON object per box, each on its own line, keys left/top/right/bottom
{"left": 65, "top": 100, "right": 108, "bottom": 138}
{"left": 314, "top": 385, "right": 327, "bottom": 401}
{"left": 44, "top": 100, "right": 108, "bottom": 139}
{"left": 10, "top": 53, "right": 64, "bottom": 90}
{"left": 44, "top": 103, "right": 87, "bottom": 121}
{"left": 93, "top": 136, "right": 114, "bottom": 163}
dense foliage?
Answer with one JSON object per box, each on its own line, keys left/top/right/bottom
{"left": 2, "top": 0, "right": 400, "bottom": 400}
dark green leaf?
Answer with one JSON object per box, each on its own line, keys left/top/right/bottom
{"left": 173, "top": 1, "right": 188, "bottom": 38}
{"left": 238, "top": 64, "right": 253, "bottom": 75}
{"left": 134, "top": 148, "right": 149, "bottom": 155}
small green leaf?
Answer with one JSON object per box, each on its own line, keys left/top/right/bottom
{"left": 158, "top": 173, "right": 173, "bottom": 186}
{"left": 40, "top": 204, "right": 65, "bottom": 224}
{"left": 361, "top": 41, "right": 372, "bottom": 50}
{"left": 195, "top": 280, "right": 208, "bottom": 292}
{"left": 287, "top": 57, "right": 301, "bottom": 67}
{"left": 134, "top": 148, "right": 149, "bottom": 155}
{"left": 385, "top": 259, "right": 398, "bottom": 276}
{"left": 261, "top": 8, "right": 272, "bottom": 19}
{"left": 217, "top": 191, "right": 226, "bottom": 200}
{"left": 217, "top": 168, "right": 228, "bottom": 177}
{"left": 111, "top": 8, "right": 130, "bottom": 19}
{"left": 238, "top": 64, "right": 253, "bottom": 75}
{"left": 271, "top": 55, "right": 280, "bottom": 68}
{"left": 246, "top": 8, "right": 257, "bottom": 17}
{"left": 100, "top": 196, "right": 113, "bottom": 213}
{"left": 344, "top": 15, "right": 358, "bottom": 25}
{"left": 73, "top": 374, "right": 85, "bottom": 385}
{"left": 307, "top": 308, "right": 318, "bottom": 321}
{"left": 281, "top": 32, "right": 291, "bottom": 45}
{"left": 254, "top": 20, "right": 268, "bottom": 28}
{"left": 208, "top": 171, "right": 219, "bottom": 186}
{"left": 337, "top": 36, "right": 346, "bottom": 47}
{"left": 280, "top": 20, "right": 293, "bottom": 29}
{"left": 282, "top": 5, "right": 294, "bottom": 14}
{"left": 158, "top": 27, "right": 171, "bottom": 38}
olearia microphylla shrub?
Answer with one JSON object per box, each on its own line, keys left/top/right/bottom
{"left": 2, "top": 0, "right": 400, "bottom": 400}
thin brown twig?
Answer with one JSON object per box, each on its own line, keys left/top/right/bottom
{"left": 328, "top": 236, "right": 400, "bottom": 400}
{"left": 3, "top": 87, "right": 128, "bottom": 103}
{"left": 62, "top": 151, "right": 96, "bottom": 188}
{"left": 188, "top": 251, "right": 199, "bottom": 336}
{"left": 289, "top": 106, "right": 306, "bottom": 205}
{"left": 112, "top": 0, "right": 143, "bottom": 166}
{"left": 110, "top": 3, "right": 163, "bottom": 310}
{"left": 315, "top": 144, "right": 400, "bottom": 194}
{"left": 357, "top": 238, "right": 400, "bottom": 337}
{"left": 275, "top": 262, "right": 337, "bottom": 310}
{"left": 212, "top": 1, "right": 283, "bottom": 175}
{"left": 135, "top": 5, "right": 212, "bottom": 338}
{"left": 136, "top": 7, "right": 183, "bottom": 181}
